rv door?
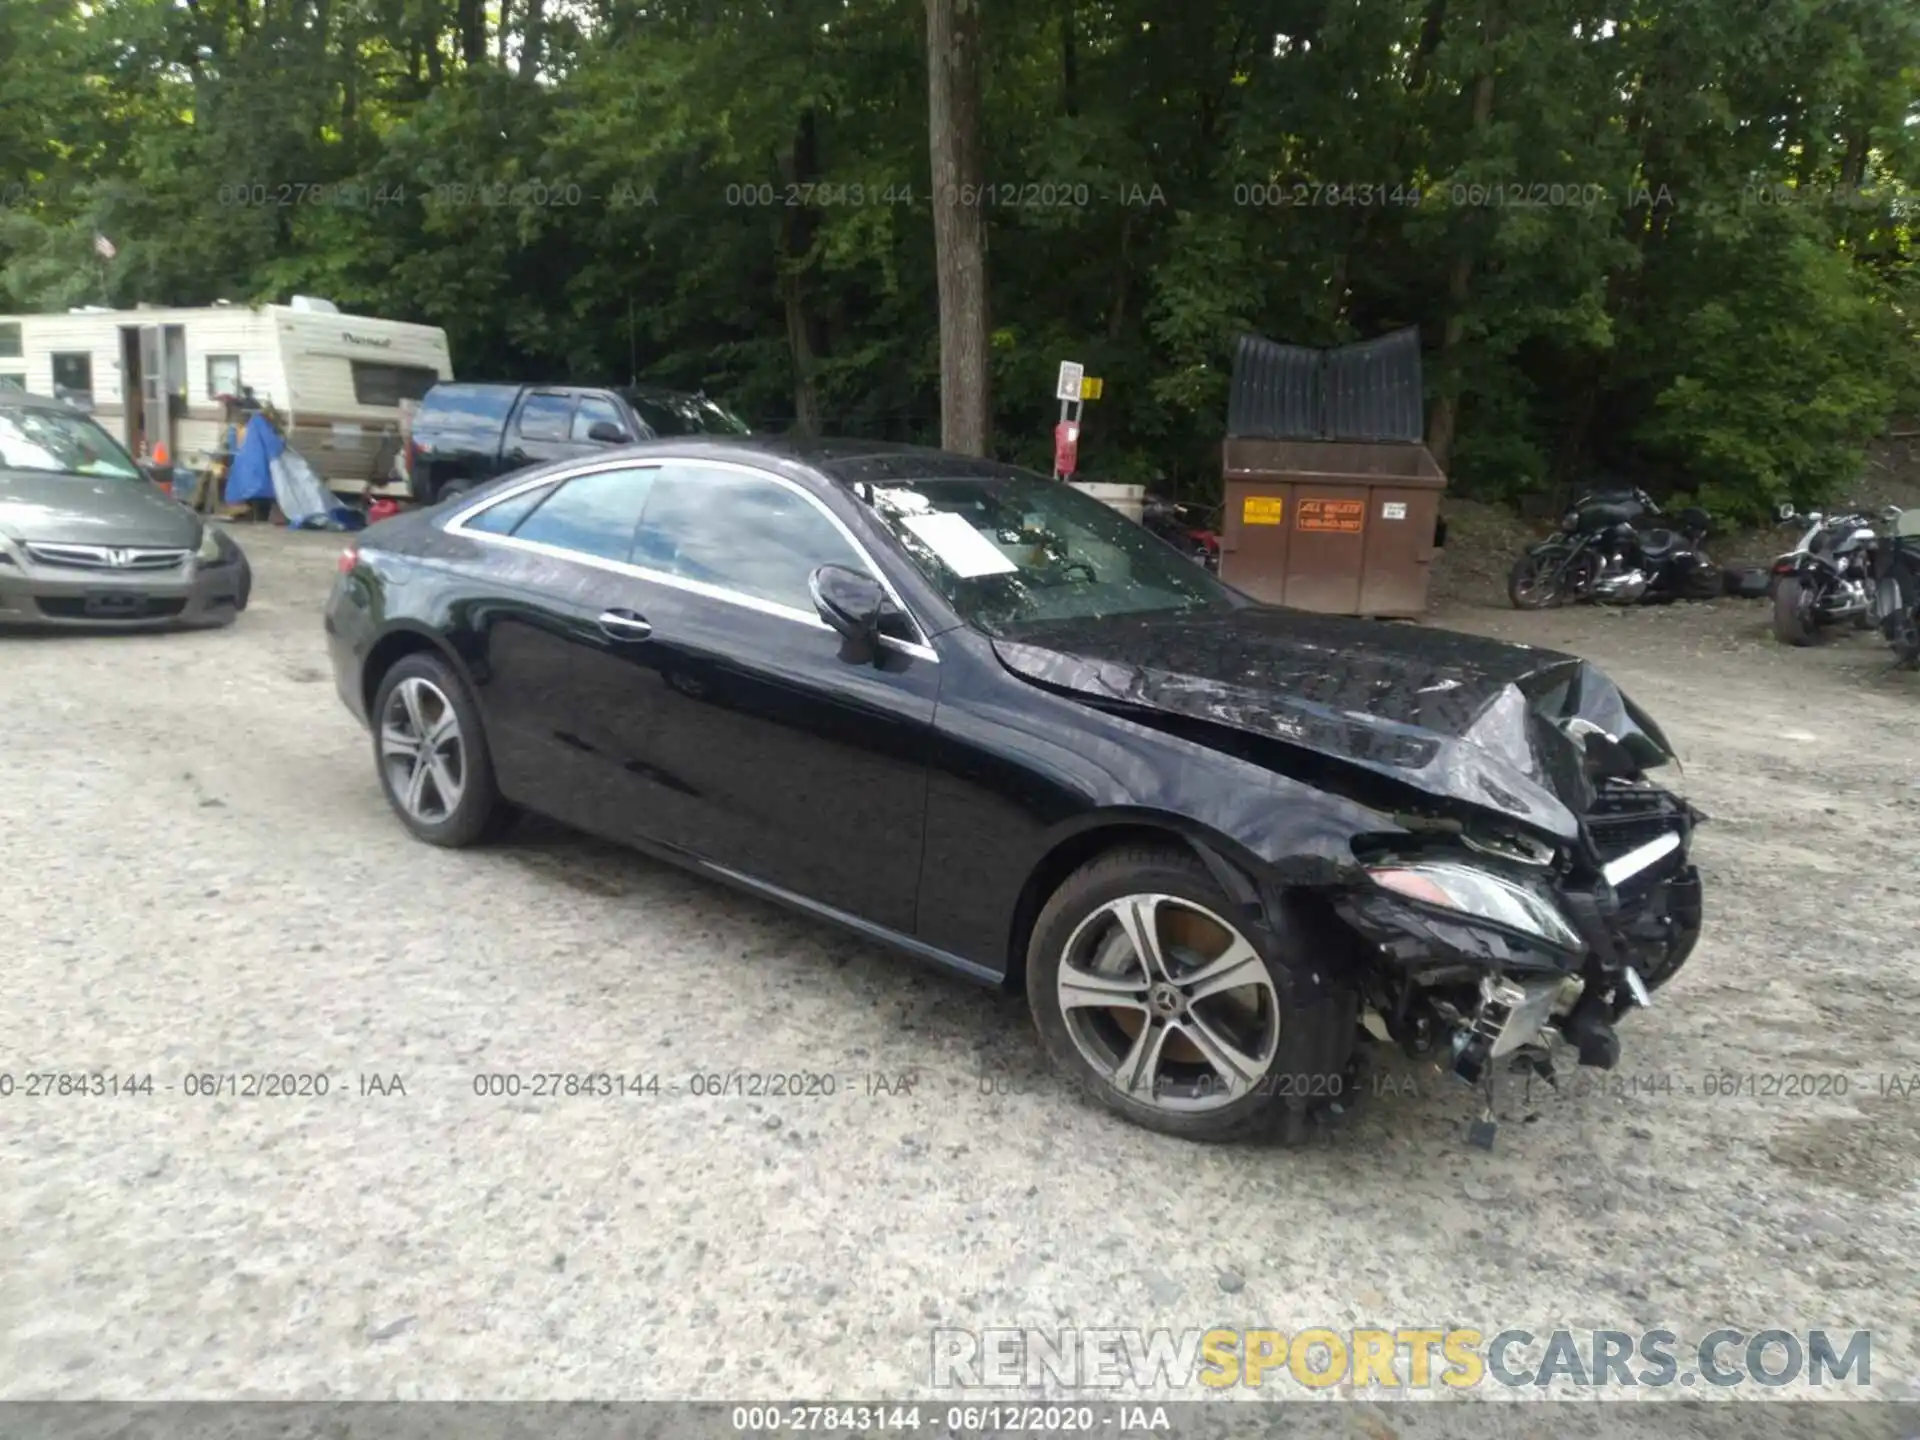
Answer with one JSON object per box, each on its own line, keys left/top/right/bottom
{"left": 138, "top": 324, "right": 173, "bottom": 461}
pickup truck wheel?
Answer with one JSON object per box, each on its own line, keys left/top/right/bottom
{"left": 1026, "top": 845, "right": 1357, "bottom": 1144}
{"left": 435, "top": 478, "right": 478, "bottom": 505}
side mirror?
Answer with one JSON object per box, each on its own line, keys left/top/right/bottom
{"left": 809, "top": 563, "right": 890, "bottom": 664}
{"left": 587, "top": 421, "right": 630, "bottom": 444}
{"left": 1776, "top": 502, "right": 1797, "bottom": 522}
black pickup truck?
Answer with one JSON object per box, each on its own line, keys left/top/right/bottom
{"left": 403, "top": 382, "right": 751, "bottom": 503}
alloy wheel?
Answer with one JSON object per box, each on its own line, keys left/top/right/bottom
{"left": 379, "top": 676, "right": 466, "bottom": 823}
{"left": 1056, "top": 894, "right": 1282, "bottom": 1113}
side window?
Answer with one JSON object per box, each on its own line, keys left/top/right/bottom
{"left": 570, "top": 395, "right": 628, "bottom": 442}
{"left": 633, "top": 464, "right": 866, "bottom": 614}
{"left": 52, "top": 353, "right": 93, "bottom": 406}
{"left": 515, "top": 393, "right": 574, "bottom": 441}
{"left": 463, "top": 481, "right": 557, "bottom": 534}
{"left": 509, "top": 466, "right": 658, "bottom": 563}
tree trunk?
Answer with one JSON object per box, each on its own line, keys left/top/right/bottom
{"left": 926, "top": 0, "right": 992, "bottom": 456}
{"left": 1424, "top": 5, "right": 1498, "bottom": 469}
{"left": 1059, "top": 0, "right": 1077, "bottom": 117}
{"left": 779, "top": 112, "right": 826, "bottom": 434}
{"left": 456, "top": 0, "right": 485, "bottom": 65}
{"left": 521, "top": 0, "right": 546, "bottom": 77}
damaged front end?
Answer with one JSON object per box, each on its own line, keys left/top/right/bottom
{"left": 1332, "top": 665, "right": 1704, "bottom": 1140}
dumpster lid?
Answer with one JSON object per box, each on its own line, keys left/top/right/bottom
{"left": 1228, "top": 326, "right": 1424, "bottom": 444}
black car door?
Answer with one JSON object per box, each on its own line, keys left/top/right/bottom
{"left": 501, "top": 390, "right": 586, "bottom": 473}
{"left": 445, "top": 464, "right": 670, "bottom": 834}
{"left": 581, "top": 460, "right": 940, "bottom": 935}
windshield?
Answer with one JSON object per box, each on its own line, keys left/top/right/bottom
{"left": 867, "top": 472, "right": 1243, "bottom": 634}
{"left": 627, "top": 392, "right": 752, "bottom": 437}
{"left": 0, "top": 406, "right": 143, "bottom": 480}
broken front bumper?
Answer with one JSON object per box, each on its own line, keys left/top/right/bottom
{"left": 1334, "top": 785, "right": 1703, "bottom": 1071}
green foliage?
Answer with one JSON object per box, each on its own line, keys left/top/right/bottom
{"left": 3, "top": 0, "right": 1919, "bottom": 513}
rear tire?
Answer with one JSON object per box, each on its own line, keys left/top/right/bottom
{"left": 435, "top": 477, "right": 478, "bottom": 505}
{"left": 370, "top": 652, "right": 510, "bottom": 847}
{"left": 1025, "top": 845, "right": 1357, "bottom": 1143}
{"left": 1508, "top": 551, "right": 1562, "bottom": 610}
{"left": 1772, "top": 576, "right": 1819, "bottom": 646}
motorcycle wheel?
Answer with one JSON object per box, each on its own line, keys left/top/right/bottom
{"left": 1772, "top": 576, "right": 1820, "bottom": 647}
{"left": 1508, "top": 551, "right": 1563, "bottom": 610}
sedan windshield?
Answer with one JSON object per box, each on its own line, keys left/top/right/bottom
{"left": 868, "top": 472, "right": 1242, "bottom": 634}
{"left": 625, "top": 392, "right": 752, "bottom": 437}
{"left": 0, "top": 407, "right": 143, "bottom": 480}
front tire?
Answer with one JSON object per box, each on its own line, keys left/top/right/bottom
{"left": 1025, "top": 845, "right": 1357, "bottom": 1143}
{"left": 1507, "top": 551, "right": 1562, "bottom": 610}
{"left": 370, "top": 652, "right": 509, "bottom": 847}
{"left": 1772, "top": 576, "right": 1819, "bottom": 646}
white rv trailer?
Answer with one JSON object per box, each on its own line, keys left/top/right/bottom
{"left": 0, "top": 297, "right": 452, "bottom": 493}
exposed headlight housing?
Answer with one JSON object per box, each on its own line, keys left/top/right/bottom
{"left": 1366, "top": 861, "right": 1584, "bottom": 951}
{"left": 196, "top": 526, "right": 225, "bottom": 562}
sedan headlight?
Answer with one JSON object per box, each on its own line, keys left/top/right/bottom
{"left": 1366, "top": 861, "right": 1584, "bottom": 951}
{"left": 196, "top": 526, "right": 225, "bottom": 562}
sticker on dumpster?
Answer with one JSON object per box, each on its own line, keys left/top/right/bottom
{"left": 1242, "top": 496, "right": 1284, "bottom": 526}
{"left": 1382, "top": 501, "right": 1408, "bottom": 520}
{"left": 1298, "top": 498, "right": 1366, "bottom": 533}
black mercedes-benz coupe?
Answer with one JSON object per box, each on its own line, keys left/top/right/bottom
{"left": 324, "top": 437, "right": 1704, "bottom": 1143}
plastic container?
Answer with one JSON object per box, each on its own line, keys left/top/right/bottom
{"left": 1218, "top": 438, "right": 1447, "bottom": 617}
{"left": 1068, "top": 481, "right": 1147, "bottom": 524}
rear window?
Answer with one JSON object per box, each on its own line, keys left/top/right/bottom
{"left": 351, "top": 361, "right": 439, "bottom": 407}
{"left": 417, "top": 383, "right": 518, "bottom": 430}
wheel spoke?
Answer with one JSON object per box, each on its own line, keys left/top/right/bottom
{"left": 404, "top": 756, "right": 433, "bottom": 816}
{"left": 398, "top": 678, "right": 430, "bottom": 736}
{"left": 1058, "top": 963, "right": 1150, "bottom": 1013}
{"left": 380, "top": 724, "right": 421, "bottom": 760}
{"left": 1110, "top": 895, "right": 1171, "bottom": 984}
{"left": 424, "top": 707, "right": 459, "bottom": 748}
{"left": 426, "top": 753, "right": 462, "bottom": 812}
{"left": 1112, "top": 1019, "right": 1172, "bottom": 1097}
{"left": 1179, "top": 938, "right": 1269, "bottom": 1004}
{"left": 1177, "top": 1011, "right": 1267, "bottom": 1094}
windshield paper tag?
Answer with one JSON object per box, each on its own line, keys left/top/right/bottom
{"left": 901, "top": 512, "right": 1020, "bottom": 577}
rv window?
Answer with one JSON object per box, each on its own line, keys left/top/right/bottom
{"left": 52, "top": 353, "right": 93, "bottom": 405}
{"left": 350, "top": 361, "right": 439, "bottom": 407}
{"left": 208, "top": 354, "right": 242, "bottom": 399}
{"left": 0, "top": 324, "right": 20, "bottom": 360}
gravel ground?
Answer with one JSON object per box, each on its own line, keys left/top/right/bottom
{"left": 2, "top": 525, "right": 1917, "bottom": 1420}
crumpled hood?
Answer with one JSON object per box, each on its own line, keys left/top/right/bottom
{"left": 992, "top": 607, "right": 1678, "bottom": 841}
{"left": 0, "top": 469, "right": 202, "bottom": 549}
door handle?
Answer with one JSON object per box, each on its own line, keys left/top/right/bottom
{"left": 597, "top": 609, "right": 653, "bottom": 641}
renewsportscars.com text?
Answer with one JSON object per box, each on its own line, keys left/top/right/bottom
{"left": 930, "top": 1327, "right": 1872, "bottom": 1391}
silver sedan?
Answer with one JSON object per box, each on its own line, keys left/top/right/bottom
{"left": 0, "top": 391, "right": 251, "bottom": 628}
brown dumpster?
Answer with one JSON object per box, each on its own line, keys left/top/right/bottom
{"left": 1219, "top": 437, "right": 1446, "bottom": 617}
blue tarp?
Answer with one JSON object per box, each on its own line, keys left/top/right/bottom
{"left": 223, "top": 415, "right": 364, "bottom": 530}
{"left": 223, "top": 415, "right": 280, "bottom": 504}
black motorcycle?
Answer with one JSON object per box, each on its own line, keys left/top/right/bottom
{"left": 1869, "top": 506, "right": 1920, "bottom": 665}
{"left": 1508, "top": 488, "right": 1720, "bottom": 609}
{"left": 1767, "top": 503, "right": 1888, "bottom": 646}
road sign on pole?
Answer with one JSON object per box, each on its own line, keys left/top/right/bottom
{"left": 1056, "top": 361, "right": 1085, "bottom": 402}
